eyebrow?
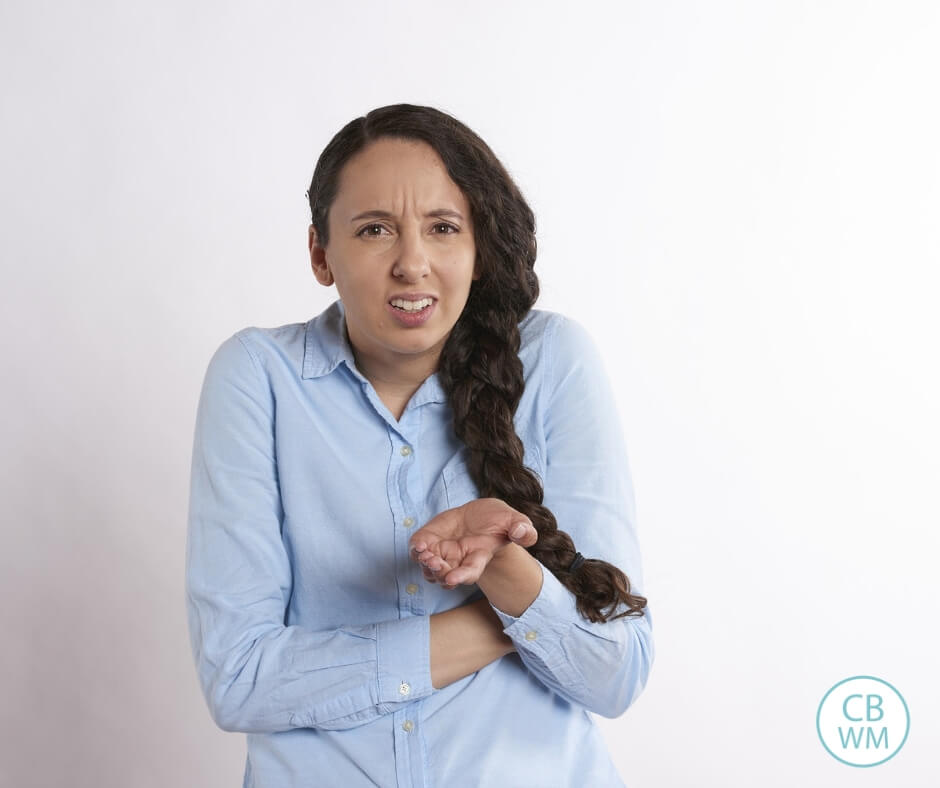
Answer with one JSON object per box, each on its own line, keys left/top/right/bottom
{"left": 349, "top": 209, "right": 465, "bottom": 223}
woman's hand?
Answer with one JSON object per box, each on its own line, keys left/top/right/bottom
{"left": 409, "top": 498, "right": 538, "bottom": 589}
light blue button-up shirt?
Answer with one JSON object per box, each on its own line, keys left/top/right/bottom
{"left": 185, "top": 299, "right": 654, "bottom": 787}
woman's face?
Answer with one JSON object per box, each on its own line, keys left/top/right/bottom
{"left": 309, "top": 137, "right": 478, "bottom": 379}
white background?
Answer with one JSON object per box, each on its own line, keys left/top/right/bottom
{"left": 2, "top": 1, "right": 938, "bottom": 786}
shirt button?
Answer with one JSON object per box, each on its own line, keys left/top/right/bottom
{"left": 400, "top": 446, "right": 412, "bottom": 456}
{"left": 402, "top": 517, "right": 415, "bottom": 528}
{"left": 525, "top": 630, "right": 538, "bottom": 641}
{"left": 399, "top": 681, "right": 411, "bottom": 697}
{"left": 402, "top": 720, "right": 415, "bottom": 733}
{"left": 406, "top": 583, "right": 418, "bottom": 595}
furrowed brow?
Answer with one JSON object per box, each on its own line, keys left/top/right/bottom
{"left": 349, "top": 209, "right": 464, "bottom": 223}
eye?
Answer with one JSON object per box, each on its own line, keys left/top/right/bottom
{"left": 433, "top": 222, "right": 458, "bottom": 234}
{"left": 356, "top": 223, "right": 389, "bottom": 238}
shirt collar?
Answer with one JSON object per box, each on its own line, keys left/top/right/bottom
{"left": 301, "top": 299, "right": 447, "bottom": 405}
{"left": 302, "top": 299, "right": 357, "bottom": 380}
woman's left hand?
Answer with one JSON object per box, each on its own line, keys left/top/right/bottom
{"left": 409, "top": 498, "right": 538, "bottom": 589}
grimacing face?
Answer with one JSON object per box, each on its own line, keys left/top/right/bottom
{"left": 309, "top": 137, "right": 479, "bottom": 381}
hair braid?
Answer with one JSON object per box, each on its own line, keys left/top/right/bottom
{"left": 439, "top": 284, "right": 646, "bottom": 623}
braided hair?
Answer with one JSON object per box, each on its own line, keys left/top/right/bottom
{"left": 307, "top": 104, "right": 647, "bottom": 622}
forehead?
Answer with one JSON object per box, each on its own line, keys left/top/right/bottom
{"left": 331, "top": 138, "right": 469, "bottom": 218}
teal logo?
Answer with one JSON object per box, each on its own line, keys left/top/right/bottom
{"left": 817, "top": 676, "right": 909, "bottom": 766}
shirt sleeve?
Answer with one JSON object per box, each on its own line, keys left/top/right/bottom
{"left": 489, "top": 314, "right": 655, "bottom": 718}
{"left": 185, "top": 332, "right": 433, "bottom": 734}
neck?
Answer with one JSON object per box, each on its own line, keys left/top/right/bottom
{"left": 341, "top": 317, "right": 446, "bottom": 402}
{"left": 347, "top": 324, "right": 443, "bottom": 396}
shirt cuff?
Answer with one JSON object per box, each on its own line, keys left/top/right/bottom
{"left": 375, "top": 615, "right": 433, "bottom": 707}
{"left": 489, "top": 562, "right": 579, "bottom": 653}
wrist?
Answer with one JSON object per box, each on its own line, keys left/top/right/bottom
{"left": 487, "top": 540, "right": 527, "bottom": 568}
{"left": 479, "top": 543, "right": 543, "bottom": 617}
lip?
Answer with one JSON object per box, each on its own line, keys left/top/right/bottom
{"left": 386, "top": 298, "right": 436, "bottom": 327}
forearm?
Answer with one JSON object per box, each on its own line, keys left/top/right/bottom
{"left": 478, "top": 554, "right": 655, "bottom": 719}
{"left": 429, "top": 597, "right": 514, "bottom": 688}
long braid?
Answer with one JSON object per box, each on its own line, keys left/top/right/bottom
{"left": 439, "top": 282, "right": 647, "bottom": 623}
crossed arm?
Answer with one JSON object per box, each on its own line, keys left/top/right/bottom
{"left": 415, "top": 498, "right": 652, "bottom": 722}
{"left": 428, "top": 539, "right": 543, "bottom": 689}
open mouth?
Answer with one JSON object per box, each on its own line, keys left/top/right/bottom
{"left": 389, "top": 297, "right": 435, "bottom": 313}
{"left": 386, "top": 297, "right": 436, "bottom": 326}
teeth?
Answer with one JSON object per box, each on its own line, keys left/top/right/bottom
{"left": 390, "top": 297, "right": 433, "bottom": 312}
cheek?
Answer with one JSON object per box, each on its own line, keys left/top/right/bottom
{"left": 445, "top": 253, "right": 477, "bottom": 285}
{"left": 340, "top": 271, "right": 379, "bottom": 302}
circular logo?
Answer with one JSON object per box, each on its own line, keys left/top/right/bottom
{"left": 817, "top": 676, "right": 909, "bottom": 767}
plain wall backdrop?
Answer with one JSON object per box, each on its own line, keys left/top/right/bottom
{"left": 2, "top": 1, "right": 938, "bottom": 786}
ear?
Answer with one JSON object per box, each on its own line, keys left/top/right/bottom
{"left": 308, "top": 225, "right": 334, "bottom": 286}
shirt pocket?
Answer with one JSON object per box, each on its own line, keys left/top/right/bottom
{"left": 441, "top": 447, "right": 479, "bottom": 509}
{"left": 440, "top": 444, "right": 544, "bottom": 509}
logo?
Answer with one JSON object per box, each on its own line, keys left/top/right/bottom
{"left": 817, "top": 676, "right": 909, "bottom": 767}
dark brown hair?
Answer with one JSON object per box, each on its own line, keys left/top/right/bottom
{"left": 307, "top": 104, "right": 647, "bottom": 622}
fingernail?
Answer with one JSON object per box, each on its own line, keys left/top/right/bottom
{"left": 511, "top": 524, "right": 527, "bottom": 539}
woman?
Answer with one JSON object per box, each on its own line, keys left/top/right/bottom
{"left": 186, "top": 103, "right": 654, "bottom": 787}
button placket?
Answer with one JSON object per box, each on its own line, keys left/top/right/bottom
{"left": 394, "top": 439, "right": 427, "bottom": 613}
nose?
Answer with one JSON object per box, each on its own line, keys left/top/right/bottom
{"left": 392, "top": 226, "right": 431, "bottom": 282}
